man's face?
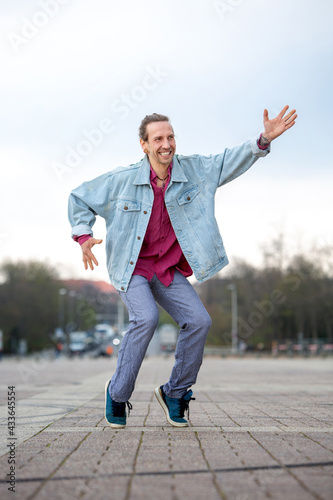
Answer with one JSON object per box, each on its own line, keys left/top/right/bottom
{"left": 140, "top": 121, "right": 176, "bottom": 169}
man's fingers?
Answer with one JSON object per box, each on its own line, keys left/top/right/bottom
{"left": 83, "top": 256, "right": 91, "bottom": 270}
{"left": 279, "top": 105, "right": 289, "bottom": 118}
{"left": 285, "top": 117, "right": 297, "bottom": 130}
{"left": 83, "top": 250, "right": 97, "bottom": 270}
{"left": 284, "top": 112, "right": 297, "bottom": 129}
{"left": 91, "top": 254, "right": 99, "bottom": 267}
{"left": 86, "top": 255, "right": 94, "bottom": 270}
{"left": 285, "top": 109, "right": 297, "bottom": 122}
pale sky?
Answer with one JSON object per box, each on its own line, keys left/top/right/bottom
{"left": 1, "top": 0, "right": 332, "bottom": 282}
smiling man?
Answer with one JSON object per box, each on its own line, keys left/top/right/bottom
{"left": 68, "top": 107, "right": 297, "bottom": 429}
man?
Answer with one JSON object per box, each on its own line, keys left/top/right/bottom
{"left": 68, "top": 106, "right": 297, "bottom": 429}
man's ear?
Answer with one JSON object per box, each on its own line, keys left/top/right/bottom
{"left": 140, "top": 138, "right": 148, "bottom": 154}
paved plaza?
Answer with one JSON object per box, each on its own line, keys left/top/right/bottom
{"left": 0, "top": 355, "right": 332, "bottom": 500}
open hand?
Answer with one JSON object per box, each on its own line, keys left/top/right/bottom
{"left": 81, "top": 237, "right": 103, "bottom": 270}
{"left": 263, "top": 105, "right": 297, "bottom": 142}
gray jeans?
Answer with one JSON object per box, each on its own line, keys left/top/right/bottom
{"left": 109, "top": 271, "right": 211, "bottom": 402}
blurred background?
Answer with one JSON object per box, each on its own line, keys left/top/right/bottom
{"left": 0, "top": 0, "right": 332, "bottom": 358}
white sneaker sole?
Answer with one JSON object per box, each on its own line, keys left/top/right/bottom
{"left": 104, "top": 380, "right": 126, "bottom": 429}
{"left": 154, "top": 386, "right": 188, "bottom": 428}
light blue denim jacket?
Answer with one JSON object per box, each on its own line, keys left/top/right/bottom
{"left": 68, "top": 137, "right": 270, "bottom": 291}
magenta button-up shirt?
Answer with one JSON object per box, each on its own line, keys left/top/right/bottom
{"left": 132, "top": 163, "right": 192, "bottom": 286}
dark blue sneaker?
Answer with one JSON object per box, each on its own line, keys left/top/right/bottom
{"left": 104, "top": 380, "right": 132, "bottom": 429}
{"left": 154, "top": 385, "right": 195, "bottom": 427}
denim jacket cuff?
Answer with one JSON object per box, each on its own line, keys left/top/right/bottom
{"left": 71, "top": 224, "right": 93, "bottom": 239}
{"left": 251, "top": 136, "right": 271, "bottom": 157}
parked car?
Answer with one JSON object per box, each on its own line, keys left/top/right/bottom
{"left": 69, "top": 331, "right": 88, "bottom": 356}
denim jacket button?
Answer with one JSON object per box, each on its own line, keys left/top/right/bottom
{"left": 121, "top": 287, "right": 124, "bottom": 290}
{"left": 143, "top": 211, "right": 147, "bottom": 214}
{"left": 187, "top": 196, "right": 191, "bottom": 201}
{"left": 137, "top": 236, "right": 141, "bottom": 240}
{"left": 124, "top": 206, "right": 128, "bottom": 210}
{"left": 130, "top": 261, "right": 134, "bottom": 265}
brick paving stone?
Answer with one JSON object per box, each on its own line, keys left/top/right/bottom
{"left": 0, "top": 357, "right": 332, "bottom": 500}
{"left": 292, "top": 465, "right": 333, "bottom": 500}
{"left": 35, "top": 476, "right": 130, "bottom": 500}
{"left": 135, "top": 431, "right": 172, "bottom": 473}
{"left": 301, "top": 431, "right": 333, "bottom": 452}
{"left": 16, "top": 431, "right": 91, "bottom": 479}
{"left": 174, "top": 473, "right": 223, "bottom": 500}
{"left": 130, "top": 476, "right": 175, "bottom": 500}
{"left": 248, "top": 430, "right": 333, "bottom": 466}
{"left": 215, "top": 469, "right": 317, "bottom": 500}
{"left": 163, "top": 431, "right": 208, "bottom": 472}
{"left": 86, "top": 431, "right": 143, "bottom": 476}
{"left": 195, "top": 430, "right": 277, "bottom": 471}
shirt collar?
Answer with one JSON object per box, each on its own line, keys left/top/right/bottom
{"left": 150, "top": 162, "right": 173, "bottom": 183}
{"left": 134, "top": 154, "right": 187, "bottom": 185}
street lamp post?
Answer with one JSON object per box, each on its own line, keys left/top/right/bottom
{"left": 68, "top": 290, "right": 77, "bottom": 328}
{"left": 58, "top": 288, "right": 67, "bottom": 353}
{"left": 58, "top": 288, "right": 67, "bottom": 332}
{"left": 227, "top": 284, "right": 238, "bottom": 354}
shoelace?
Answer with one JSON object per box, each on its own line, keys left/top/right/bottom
{"left": 111, "top": 400, "right": 133, "bottom": 417}
{"left": 126, "top": 401, "right": 133, "bottom": 417}
{"left": 179, "top": 396, "right": 196, "bottom": 419}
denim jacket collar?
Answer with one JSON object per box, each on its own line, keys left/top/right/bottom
{"left": 133, "top": 154, "right": 188, "bottom": 186}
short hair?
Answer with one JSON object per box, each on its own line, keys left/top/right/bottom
{"left": 139, "top": 113, "right": 170, "bottom": 142}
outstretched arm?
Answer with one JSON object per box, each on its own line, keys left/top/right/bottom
{"left": 260, "top": 105, "right": 297, "bottom": 146}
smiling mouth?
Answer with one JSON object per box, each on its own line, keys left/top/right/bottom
{"left": 159, "top": 151, "right": 172, "bottom": 157}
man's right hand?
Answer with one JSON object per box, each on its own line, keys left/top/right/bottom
{"left": 81, "top": 238, "right": 103, "bottom": 270}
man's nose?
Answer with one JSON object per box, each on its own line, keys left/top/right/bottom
{"left": 161, "top": 138, "right": 170, "bottom": 149}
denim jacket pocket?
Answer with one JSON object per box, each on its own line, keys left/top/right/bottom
{"left": 114, "top": 199, "right": 141, "bottom": 236}
{"left": 116, "top": 199, "right": 141, "bottom": 212}
{"left": 177, "top": 186, "right": 200, "bottom": 206}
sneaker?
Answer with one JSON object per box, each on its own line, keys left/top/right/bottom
{"left": 104, "top": 380, "right": 132, "bottom": 429}
{"left": 154, "top": 385, "right": 195, "bottom": 427}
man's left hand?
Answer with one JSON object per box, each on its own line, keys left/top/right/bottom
{"left": 262, "top": 105, "right": 297, "bottom": 143}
